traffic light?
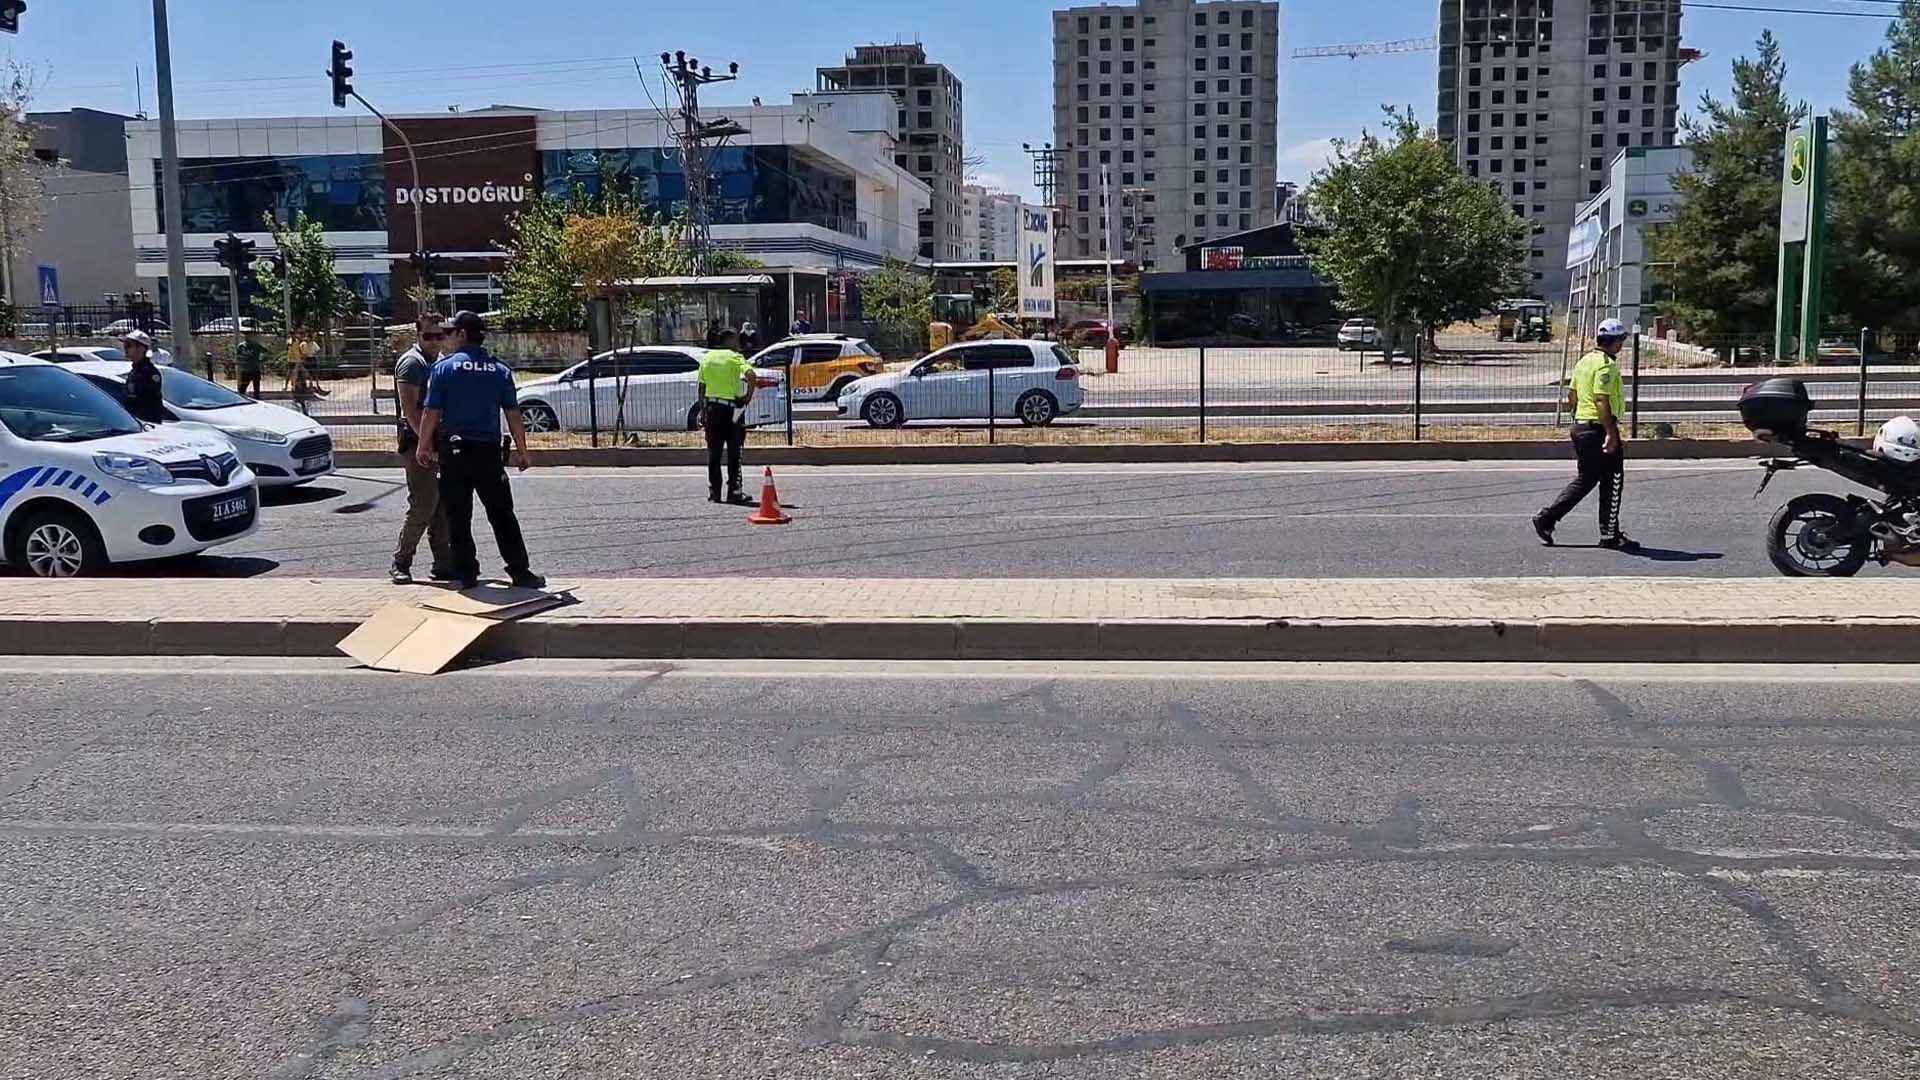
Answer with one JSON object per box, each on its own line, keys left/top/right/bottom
{"left": 328, "top": 40, "right": 354, "bottom": 108}
{"left": 0, "top": 1, "right": 26, "bottom": 35}
{"left": 213, "top": 232, "right": 256, "bottom": 274}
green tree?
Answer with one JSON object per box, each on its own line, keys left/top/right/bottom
{"left": 857, "top": 257, "right": 933, "bottom": 353}
{"left": 1300, "top": 108, "right": 1528, "bottom": 356}
{"left": 500, "top": 173, "right": 704, "bottom": 329}
{"left": 1647, "top": 32, "right": 1806, "bottom": 344}
{"left": 1831, "top": 1, "right": 1920, "bottom": 331}
{"left": 253, "top": 211, "right": 349, "bottom": 334}
{"left": 0, "top": 62, "right": 49, "bottom": 313}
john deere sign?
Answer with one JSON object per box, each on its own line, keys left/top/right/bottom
{"left": 1775, "top": 118, "right": 1829, "bottom": 363}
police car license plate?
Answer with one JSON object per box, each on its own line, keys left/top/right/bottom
{"left": 209, "top": 494, "right": 250, "bottom": 522}
{"left": 302, "top": 454, "right": 331, "bottom": 472}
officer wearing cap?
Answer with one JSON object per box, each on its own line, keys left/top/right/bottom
{"left": 697, "top": 328, "right": 757, "bottom": 505}
{"left": 1534, "top": 318, "right": 1639, "bottom": 551}
{"left": 413, "top": 310, "right": 546, "bottom": 590}
{"left": 120, "top": 329, "right": 166, "bottom": 424}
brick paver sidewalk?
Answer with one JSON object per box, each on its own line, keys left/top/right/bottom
{"left": 3, "top": 577, "right": 1919, "bottom": 625}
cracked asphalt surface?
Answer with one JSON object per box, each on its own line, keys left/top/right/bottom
{"left": 4, "top": 659, "right": 1920, "bottom": 1078}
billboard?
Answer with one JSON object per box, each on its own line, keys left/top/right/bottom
{"left": 1565, "top": 216, "right": 1604, "bottom": 269}
{"left": 384, "top": 114, "right": 538, "bottom": 275}
{"left": 1017, "top": 202, "right": 1056, "bottom": 320}
{"left": 1201, "top": 246, "right": 1245, "bottom": 270}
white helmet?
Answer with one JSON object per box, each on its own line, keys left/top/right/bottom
{"left": 1875, "top": 416, "right": 1920, "bottom": 463}
{"left": 1595, "top": 318, "right": 1628, "bottom": 341}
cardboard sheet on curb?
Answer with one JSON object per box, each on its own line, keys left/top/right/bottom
{"left": 338, "top": 586, "right": 569, "bottom": 674}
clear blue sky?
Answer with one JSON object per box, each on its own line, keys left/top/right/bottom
{"left": 11, "top": 0, "right": 1896, "bottom": 199}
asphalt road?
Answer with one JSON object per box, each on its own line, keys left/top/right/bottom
{"left": 5, "top": 658, "right": 1920, "bottom": 1078}
{"left": 164, "top": 458, "right": 1894, "bottom": 581}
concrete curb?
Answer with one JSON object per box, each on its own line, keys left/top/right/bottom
{"left": 335, "top": 437, "right": 1777, "bottom": 470}
{"left": 5, "top": 614, "right": 1916, "bottom": 664}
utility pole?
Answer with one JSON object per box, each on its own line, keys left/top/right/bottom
{"left": 1021, "top": 142, "right": 1066, "bottom": 212}
{"left": 152, "top": 0, "right": 193, "bottom": 371}
{"left": 660, "top": 51, "right": 742, "bottom": 276}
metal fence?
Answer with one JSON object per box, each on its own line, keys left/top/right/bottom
{"left": 47, "top": 320, "right": 1914, "bottom": 453}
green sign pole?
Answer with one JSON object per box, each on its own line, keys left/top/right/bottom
{"left": 1798, "top": 116, "right": 1830, "bottom": 365}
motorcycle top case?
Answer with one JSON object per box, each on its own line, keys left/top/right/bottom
{"left": 1738, "top": 378, "right": 1814, "bottom": 436}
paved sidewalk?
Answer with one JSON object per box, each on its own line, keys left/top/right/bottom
{"left": 3, "top": 577, "right": 1920, "bottom": 663}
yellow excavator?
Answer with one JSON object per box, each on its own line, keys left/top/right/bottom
{"left": 928, "top": 294, "right": 1023, "bottom": 351}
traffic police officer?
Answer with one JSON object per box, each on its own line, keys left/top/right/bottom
{"left": 1534, "top": 318, "right": 1639, "bottom": 551}
{"left": 414, "top": 310, "right": 546, "bottom": 590}
{"left": 698, "top": 328, "right": 757, "bottom": 505}
{"left": 121, "top": 329, "right": 166, "bottom": 424}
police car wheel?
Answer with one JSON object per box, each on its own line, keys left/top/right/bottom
{"left": 14, "top": 507, "right": 106, "bottom": 578}
{"left": 521, "top": 403, "right": 558, "bottom": 434}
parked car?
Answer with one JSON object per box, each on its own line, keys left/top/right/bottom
{"left": 33, "top": 345, "right": 174, "bottom": 368}
{"left": 1336, "top": 318, "right": 1380, "bottom": 351}
{"left": 514, "top": 346, "right": 786, "bottom": 434}
{"left": 98, "top": 319, "right": 171, "bottom": 337}
{"left": 0, "top": 354, "right": 257, "bottom": 576}
{"left": 60, "top": 360, "right": 332, "bottom": 487}
{"left": 836, "top": 339, "right": 1083, "bottom": 428}
{"left": 749, "top": 334, "right": 887, "bottom": 401}
{"left": 194, "top": 316, "right": 262, "bottom": 334}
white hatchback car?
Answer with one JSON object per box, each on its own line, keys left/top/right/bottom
{"left": 60, "top": 360, "right": 333, "bottom": 487}
{"left": 514, "top": 346, "right": 786, "bottom": 434}
{"left": 1336, "top": 318, "right": 1380, "bottom": 350}
{"left": 836, "top": 340, "right": 1083, "bottom": 428}
{"left": 0, "top": 354, "right": 258, "bottom": 577}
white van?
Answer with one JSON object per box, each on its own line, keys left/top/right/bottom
{"left": 0, "top": 354, "right": 259, "bottom": 577}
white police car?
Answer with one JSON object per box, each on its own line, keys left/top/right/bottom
{"left": 0, "top": 354, "right": 258, "bottom": 577}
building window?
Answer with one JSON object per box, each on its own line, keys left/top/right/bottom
{"left": 1217, "top": 78, "right": 1230, "bottom": 92}
{"left": 1217, "top": 33, "right": 1229, "bottom": 47}
{"left": 1099, "top": 37, "right": 1111, "bottom": 51}
{"left": 1216, "top": 213, "right": 1229, "bottom": 226}
{"left": 1193, "top": 192, "right": 1205, "bottom": 206}
{"left": 1216, "top": 168, "right": 1228, "bottom": 182}
{"left": 1099, "top": 60, "right": 1112, "bottom": 74}
{"left": 1194, "top": 33, "right": 1206, "bottom": 47}
{"left": 1241, "top": 78, "right": 1253, "bottom": 95}
{"left": 1217, "top": 101, "right": 1230, "bottom": 115}
{"left": 1194, "top": 79, "right": 1206, "bottom": 95}
{"left": 1099, "top": 105, "right": 1111, "bottom": 119}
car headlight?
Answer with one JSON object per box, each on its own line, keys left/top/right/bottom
{"left": 93, "top": 451, "right": 174, "bottom": 485}
{"left": 224, "top": 427, "right": 290, "bottom": 445}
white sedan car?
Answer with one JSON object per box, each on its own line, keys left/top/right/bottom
{"left": 514, "top": 346, "right": 786, "bottom": 433}
{"left": 0, "top": 354, "right": 257, "bottom": 577}
{"left": 836, "top": 340, "right": 1083, "bottom": 428}
{"left": 61, "top": 360, "right": 333, "bottom": 486}
{"left": 35, "top": 345, "right": 175, "bottom": 367}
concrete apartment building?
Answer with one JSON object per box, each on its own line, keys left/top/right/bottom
{"left": 8, "top": 108, "right": 139, "bottom": 307}
{"left": 961, "top": 184, "right": 1021, "bottom": 262}
{"left": 1437, "top": 0, "right": 1684, "bottom": 300}
{"left": 816, "top": 44, "right": 965, "bottom": 261}
{"left": 1052, "top": 0, "right": 1281, "bottom": 271}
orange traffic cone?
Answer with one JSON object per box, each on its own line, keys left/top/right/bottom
{"left": 748, "top": 466, "right": 792, "bottom": 525}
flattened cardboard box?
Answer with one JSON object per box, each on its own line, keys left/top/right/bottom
{"left": 338, "top": 585, "right": 568, "bottom": 674}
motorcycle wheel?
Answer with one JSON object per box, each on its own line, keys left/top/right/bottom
{"left": 1767, "top": 493, "right": 1871, "bottom": 577}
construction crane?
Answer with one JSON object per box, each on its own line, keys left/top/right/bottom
{"left": 1292, "top": 36, "right": 1438, "bottom": 60}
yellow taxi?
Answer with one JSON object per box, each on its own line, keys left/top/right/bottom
{"left": 749, "top": 334, "right": 888, "bottom": 401}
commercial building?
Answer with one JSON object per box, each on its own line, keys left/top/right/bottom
{"left": 1566, "top": 145, "right": 1691, "bottom": 337}
{"left": 1139, "top": 221, "right": 1338, "bottom": 343}
{"left": 1052, "top": 0, "right": 1281, "bottom": 271}
{"left": 9, "top": 108, "right": 139, "bottom": 308}
{"left": 961, "top": 184, "right": 1020, "bottom": 262}
{"left": 121, "top": 99, "right": 929, "bottom": 316}
{"left": 1436, "top": 0, "right": 1685, "bottom": 299}
{"left": 816, "top": 44, "right": 965, "bottom": 261}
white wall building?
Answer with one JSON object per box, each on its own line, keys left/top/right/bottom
{"left": 122, "top": 99, "right": 930, "bottom": 314}
{"left": 1567, "top": 145, "right": 1692, "bottom": 338}
{"left": 960, "top": 184, "right": 1020, "bottom": 262}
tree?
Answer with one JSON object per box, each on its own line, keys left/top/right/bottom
{"left": 1646, "top": 32, "right": 1806, "bottom": 344}
{"left": 0, "top": 62, "right": 50, "bottom": 310}
{"left": 254, "top": 211, "right": 349, "bottom": 335}
{"left": 1831, "top": 1, "right": 1920, "bottom": 331}
{"left": 857, "top": 257, "right": 932, "bottom": 353}
{"left": 1300, "top": 108, "right": 1528, "bottom": 356}
{"left": 500, "top": 194, "right": 585, "bottom": 327}
{"left": 500, "top": 172, "right": 702, "bottom": 329}
{"left": 988, "top": 266, "right": 1017, "bottom": 312}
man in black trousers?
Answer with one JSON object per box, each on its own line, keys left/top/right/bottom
{"left": 414, "top": 311, "right": 546, "bottom": 590}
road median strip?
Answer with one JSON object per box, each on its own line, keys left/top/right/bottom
{"left": 1, "top": 577, "right": 1916, "bottom": 664}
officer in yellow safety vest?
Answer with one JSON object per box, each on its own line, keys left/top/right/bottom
{"left": 1533, "top": 318, "right": 1640, "bottom": 551}
{"left": 697, "top": 328, "right": 757, "bottom": 505}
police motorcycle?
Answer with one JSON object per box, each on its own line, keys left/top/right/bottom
{"left": 1739, "top": 378, "right": 1920, "bottom": 577}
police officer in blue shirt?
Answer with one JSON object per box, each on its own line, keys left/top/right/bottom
{"left": 414, "top": 311, "right": 545, "bottom": 591}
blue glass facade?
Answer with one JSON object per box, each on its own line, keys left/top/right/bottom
{"left": 539, "top": 147, "right": 857, "bottom": 235}
{"left": 159, "top": 154, "right": 388, "bottom": 234}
